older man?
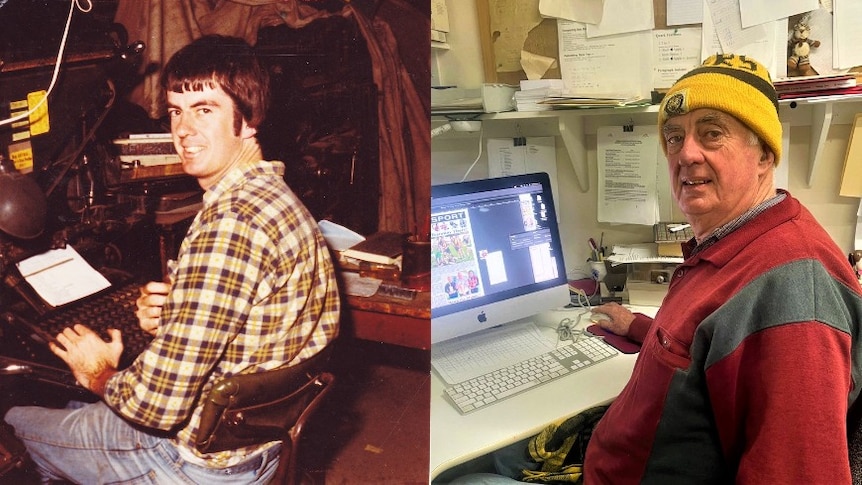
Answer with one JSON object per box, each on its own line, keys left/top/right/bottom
{"left": 586, "top": 53, "right": 862, "bottom": 483}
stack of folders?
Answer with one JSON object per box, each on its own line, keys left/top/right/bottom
{"left": 774, "top": 73, "right": 862, "bottom": 100}
{"left": 514, "top": 79, "right": 564, "bottom": 111}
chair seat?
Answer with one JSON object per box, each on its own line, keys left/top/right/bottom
{"left": 195, "top": 347, "right": 335, "bottom": 485}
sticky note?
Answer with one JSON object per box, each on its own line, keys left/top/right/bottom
{"left": 27, "top": 90, "right": 50, "bottom": 136}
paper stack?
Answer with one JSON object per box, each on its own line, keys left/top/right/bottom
{"left": 514, "top": 79, "right": 564, "bottom": 112}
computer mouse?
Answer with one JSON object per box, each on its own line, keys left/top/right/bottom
{"left": 589, "top": 312, "right": 611, "bottom": 324}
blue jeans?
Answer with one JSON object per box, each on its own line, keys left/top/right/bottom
{"left": 445, "top": 437, "right": 536, "bottom": 484}
{"left": 4, "top": 401, "right": 279, "bottom": 484}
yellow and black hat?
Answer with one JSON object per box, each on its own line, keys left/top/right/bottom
{"left": 658, "top": 54, "right": 782, "bottom": 164}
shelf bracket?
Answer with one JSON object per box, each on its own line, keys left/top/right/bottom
{"left": 557, "top": 114, "right": 589, "bottom": 192}
{"left": 807, "top": 102, "right": 833, "bottom": 188}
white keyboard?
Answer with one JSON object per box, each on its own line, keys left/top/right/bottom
{"left": 442, "top": 336, "right": 617, "bottom": 414}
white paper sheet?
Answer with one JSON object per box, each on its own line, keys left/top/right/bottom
{"left": 606, "top": 243, "right": 684, "bottom": 264}
{"left": 340, "top": 271, "right": 382, "bottom": 297}
{"left": 538, "top": 0, "right": 603, "bottom": 24}
{"left": 652, "top": 27, "right": 703, "bottom": 89}
{"left": 585, "top": 0, "right": 655, "bottom": 38}
{"left": 487, "top": 136, "right": 559, "bottom": 209}
{"left": 16, "top": 246, "right": 111, "bottom": 308}
{"left": 597, "top": 125, "right": 660, "bottom": 225}
{"left": 702, "top": 0, "right": 786, "bottom": 78}
{"left": 738, "top": 0, "right": 817, "bottom": 28}
{"left": 667, "top": 0, "right": 704, "bottom": 26}
{"left": 833, "top": 0, "right": 862, "bottom": 69}
{"left": 707, "top": 0, "right": 782, "bottom": 62}
{"left": 557, "top": 20, "right": 652, "bottom": 99}
{"left": 317, "top": 219, "right": 366, "bottom": 251}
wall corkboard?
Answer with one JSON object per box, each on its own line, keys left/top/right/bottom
{"left": 476, "top": 0, "right": 561, "bottom": 84}
{"left": 476, "top": 0, "right": 671, "bottom": 85}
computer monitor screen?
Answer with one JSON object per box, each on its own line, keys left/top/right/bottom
{"left": 430, "top": 172, "right": 570, "bottom": 344}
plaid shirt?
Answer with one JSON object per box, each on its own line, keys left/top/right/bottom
{"left": 103, "top": 160, "right": 340, "bottom": 467}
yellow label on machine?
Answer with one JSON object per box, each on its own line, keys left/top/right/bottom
{"left": 27, "top": 90, "right": 49, "bottom": 136}
{"left": 9, "top": 141, "right": 34, "bottom": 173}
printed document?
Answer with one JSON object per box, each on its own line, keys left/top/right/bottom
{"left": 556, "top": 21, "right": 652, "bottom": 99}
{"left": 16, "top": 246, "right": 111, "bottom": 307}
{"left": 597, "top": 125, "right": 660, "bottom": 225}
{"left": 487, "top": 137, "right": 559, "bottom": 209}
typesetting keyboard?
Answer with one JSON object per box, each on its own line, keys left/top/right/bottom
{"left": 442, "top": 336, "right": 617, "bottom": 414}
{"left": 39, "top": 282, "right": 151, "bottom": 364}
{"left": 4, "top": 281, "right": 152, "bottom": 377}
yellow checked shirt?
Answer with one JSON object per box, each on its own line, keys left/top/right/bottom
{"left": 103, "top": 160, "right": 340, "bottom": 467}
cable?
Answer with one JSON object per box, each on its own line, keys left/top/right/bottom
{"left": 556, "top": 317, "right": 577, "bottom": 341}
{"left": 556, "top": 313, "right": 603, "bottom": 345}
{"left": 459, "top": 123, "right": 484, "bottom": 182}
{"left": 0, "top": 0, "right": 93, "bottom": 127}
{"left": 568, "top": 287, "right": 594, "bottom": 308}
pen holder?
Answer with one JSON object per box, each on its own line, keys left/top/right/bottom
{"left": 589, "top": 261, "right": 607, "bottom": 282}
{"left": 401, "top": 235, "right": 431, "bottom": 291}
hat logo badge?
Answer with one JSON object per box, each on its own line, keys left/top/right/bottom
{"left": 664, "top": 92, "right": 686, "bottom": 116}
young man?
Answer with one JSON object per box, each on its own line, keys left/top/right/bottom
{"left": 4, "top": 35, "right": 340, "bottom": 484}
{"left": 456, "top": 54, "right": 862, "bottom": 484}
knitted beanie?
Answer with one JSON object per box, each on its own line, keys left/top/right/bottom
{"left": 658, "top": 54, "right": 782, "bottom": 164}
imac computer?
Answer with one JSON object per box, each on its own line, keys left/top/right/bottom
{"left": 430, "top": 172, "right": 571, "bottom": 344}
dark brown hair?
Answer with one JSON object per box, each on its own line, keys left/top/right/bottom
{"left": 161, "top": 35, "right": 270, "bottom": 134}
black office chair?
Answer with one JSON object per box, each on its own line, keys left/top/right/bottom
{"left": 195, "top": 347, "right": 335, "bottom": 485}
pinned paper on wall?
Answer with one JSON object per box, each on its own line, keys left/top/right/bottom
{"left": 597, "top": 124, "right": 659, "bottom": 225}
{"left": 487, "top": 136, "right": 559, "bottom": 211}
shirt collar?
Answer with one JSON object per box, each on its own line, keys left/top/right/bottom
{"left": 201, "top": 160, "right": 285, "bottom": 206}
{"left": 688, "top": 190, "right": 787, "bottom": 257}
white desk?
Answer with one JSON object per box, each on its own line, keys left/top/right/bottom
{"left": 429, "top": 305, "right": 659, "bottom": 482}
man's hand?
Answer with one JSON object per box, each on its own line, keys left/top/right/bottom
{"left": 50, "top": 324, "right": 122, "bottom": 395}
{"left": 136, "top": 281, "right": 170, "bottom": 336}
{"left": 591, "top": 303, "right": 636, "bottom": 337}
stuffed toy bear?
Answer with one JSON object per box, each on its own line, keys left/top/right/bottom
{"left": 787, "top": 19, "right": 820, "bottom": 77}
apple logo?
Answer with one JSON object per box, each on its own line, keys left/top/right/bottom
{"left": 477, "top": 311, "right": 487, "bottom": 323}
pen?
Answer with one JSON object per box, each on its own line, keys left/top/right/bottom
{"left": 588, "top": 238, "right": 600, "bottom": 261}
{"left": 668, "top": 223, "right": 691, "bottom": 233}
{"left": 599, "top": 232, "right": 605, "bottom": 260}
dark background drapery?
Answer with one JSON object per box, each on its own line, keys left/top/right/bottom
{"left": 114, "top": 0, "right": 429, "bottom": 235}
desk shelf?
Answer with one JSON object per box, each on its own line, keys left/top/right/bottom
{"left": 433, "top": 94, "right": 862, "bottom": 190}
